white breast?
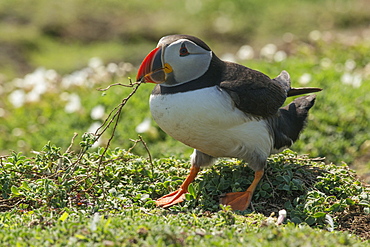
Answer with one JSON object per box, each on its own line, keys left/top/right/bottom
{"left": 149, "top": 86, "right": 273, "bottom": 162}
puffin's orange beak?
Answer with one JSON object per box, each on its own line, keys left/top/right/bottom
{"left": 136, "top": 46, "right": 172, "bottom": 84}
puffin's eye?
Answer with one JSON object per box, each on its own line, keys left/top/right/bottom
{"left": 179, "top": 44, "right": 190, "bottom": 57}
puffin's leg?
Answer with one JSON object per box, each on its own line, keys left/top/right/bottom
{"left": 219, "top": 169, "right": 264, "bottom": 211}
{"left": 156, "top": 165, "right": 200, "bottom": 208}
{"left": 156, "top": 150, "right": 216, "bottom": 208}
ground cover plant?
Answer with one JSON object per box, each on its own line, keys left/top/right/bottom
{"left": 1, "top": 1, "right": 370, "bottom": 245}
{"left": 0, "top": 141, "right": 369, "bottom": 246}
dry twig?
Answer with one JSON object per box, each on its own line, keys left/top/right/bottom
{"left": 94, "top": 79, "right": 142, "bottom": 164}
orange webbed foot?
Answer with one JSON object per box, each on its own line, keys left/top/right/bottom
{"left": 156, "top": 165, "right": 200, "bottom": 208}
{"left": 219, "top": 169, "right": 264, "bottom": 211}
{"left": 155, "top": 189, "right": 187, "bottom": 208}
{"left": 219, "top": 191, "right": 253, "bottom": 211}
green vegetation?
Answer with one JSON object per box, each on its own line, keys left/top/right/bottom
{"left": 1, "top": 0, "right": 370, "bottom": 78}
{"left": 1, "top": 0, "right": 370, "bottom": 245}
{"left": 1, "top": 31, "right": 369, "bottom": 173}
{"left": 0, "top": 0, "right": 369, "bottom": 169}
{"left": 0, "top": 144, "right": 369, "bottom": 245}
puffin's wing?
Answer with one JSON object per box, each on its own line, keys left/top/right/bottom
{"left": 220, "top": 63, "right": 288, "bottom": 118}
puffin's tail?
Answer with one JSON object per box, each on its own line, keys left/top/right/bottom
{"left": 287, "top": 87, "right": 322, "bottom": 97}
{"left": 273, "top": 70, "right": 322, "bottom": 97}
{"left": 267, "top": 94, "right": 317, "bottom": 151}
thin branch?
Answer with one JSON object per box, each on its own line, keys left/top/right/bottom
{"left": 128, "top": 135, "right": 154, "bottom": 180}
{"left": 138, "top": 135, "right": 153, "bottom": 168}
{"left": 97, "top": 81, "right": 141, "bottom": 91}
{"left": 128, "top": 138, "right": 141, "bottom": 153}
{"left": 70, "top": 79, "right": 142, "bottom": 174}
{"left": 96, "top": 80, "right": 142, "bottom": 164}
{"left": 66, "top": 132, "right": 78, "bottom": 153}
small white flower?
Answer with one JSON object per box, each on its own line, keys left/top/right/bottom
{"left": 344, "top": 59, "right": 356, "bottom": 71}
{"left": 8, "top": 89, "right": 25, "bottom": 108}
{"left": 309, "top": 30, "right": 321, "bottom": 41}
{"left": 136, "top": 118, "right": 152, "bottom": 133}
{"left": 320, "top": 58, "right": 332, "bottom": 69}
{"left": 26, "top": 89, "right": 41, "bottom": 102}
{"left": 88, "top": 57, "right": 103, "bottom": 69}
{"left": 65, "top": 93, "right": 81, "bottom": 113}
{"left": 260, "top": 44, "right": 277, "bottom": 60}
{"left": 299, "top": 73, "right": 312, "bottom": 85}
{"left": 351, "top": 73, "right": 362, "bottom": 88}
{"left": 107, "top": 63, "right": 118, "bottom": 74}
{"left": 90, "top": 105, "right": 105, "bottom": 120}
{"left": 341, "top": 72, "right": 352, "bottom": 85}
{"left": 90, "top": 212, "right": 100, "bottom": 232}
{"left": 274, "top": 50, "right": 287, "bottom": 62}
{"left": 277, "top": 209, "right": 287, "bottom": 225}
{"left": 12, "top": 128, "right": 23, "bottom": 136}
{"left": 341, "top": 72, "right": 362, "bottom": 88}
{"left": 237, "top": 45, "right": 254, "bottom": 60}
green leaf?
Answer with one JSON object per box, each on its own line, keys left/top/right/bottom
{"left": 261, "top": 182, "right": 271, "bottom": 190}
{"left": 282, "top": 184, "right": 291, "bottom": 191}
{"left": 74, "top": 234, "right": 87, "bottom": 240}
{"left": 188, "top": 183, "right": 196, "bottom": 197}
{"left": 163, "top": 181, "right": 171, "bottom": 187}
{"left": 359, "top": 200, "right": 370, "bottom": 206}
{"left": 11, "top": 186, "right": 21, "bottom": 196}
{"left": 313, "top": 212, "right": 326, "bottom": 218}
{"left": 58, "top": 212, "right": 69, "bottom": 222}
{"left": 305, "top": 216, "right": 316, "bottom": 225}
{"left": 345, "top": 198, "right": 355, "bottom": 206}
{"left": 103, "top": 217, "right": 112, "bottom": 233}
{"left": 290, "top": 217, "right": 302, "bottom": 224}
{"left": 21, "top": 181, "right": 31, "bottom": 191}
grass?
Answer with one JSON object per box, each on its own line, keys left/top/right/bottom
{"left": 0, "top": 208, "right": 364, "bottom": 246}
{"left": 0, "top": 143, "right": 369, "bottom": 245}
{"left": 0, "top": 209, "right": 365, "bottom": 246}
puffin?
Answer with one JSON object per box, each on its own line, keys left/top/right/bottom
{"left": 136, "top": 34, "right": 322, "bottom": 211}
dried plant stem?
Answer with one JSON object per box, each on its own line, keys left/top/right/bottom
{"left": 66, "top": 132, "right": 78, "bottom": 153}
{"left": 95, "top": 80, "right": 142, "bottom": 164}
{"left": 128, "top": 135, "right": 155, "bottom": 180}
{"left": 93, "top": 80, "right": 143, "bottom": 196}
{"left": 68, "top": 79, "right": 155, "bottom": 194}
{"left": 97, "top": 81, "right": 141, "bottom": 91}
{"left": 128, "top": 135, "right": 153, "bottom": 166}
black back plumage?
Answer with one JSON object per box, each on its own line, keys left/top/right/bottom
{"left": 219, "top": 63, "right": 287, "bottom": 118}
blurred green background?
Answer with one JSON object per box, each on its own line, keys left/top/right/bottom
{"left": 0, "top": 0, "right": 369, "bottom": 180}
{"left": 1, "top": 0, "right": 369, "bottom": 78}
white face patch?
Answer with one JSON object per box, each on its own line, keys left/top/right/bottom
{"left": 162, "top": 39, "right": 212, "bottom": 86}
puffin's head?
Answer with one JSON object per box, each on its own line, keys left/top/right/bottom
{"left": 136, "top": 35, "right": 213, "bottom": 87}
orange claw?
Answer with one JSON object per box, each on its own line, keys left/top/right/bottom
{"left": 156, "top": 166, "right": 200, "bottom": 208}
{"left": 220, "top": 169, "right": 264, "bottom": 211}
